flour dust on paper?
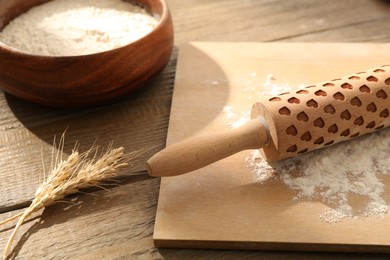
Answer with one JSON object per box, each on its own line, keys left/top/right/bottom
{"left": 220, "top": 72, "right": 390, "bottom": 223}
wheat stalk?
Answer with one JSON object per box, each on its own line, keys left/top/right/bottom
{"left": 0, "top": 136, "right": 135, "bottom": 259}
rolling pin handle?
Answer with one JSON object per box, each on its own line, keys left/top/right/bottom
{"left": 146, "top": 117, "right": 270, "bottom": 177}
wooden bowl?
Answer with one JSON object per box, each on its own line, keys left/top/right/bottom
{"left": 0, "top": 0, "right": 174, "bottom": 107}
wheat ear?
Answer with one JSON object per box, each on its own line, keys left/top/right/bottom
{"left": 1, "top": 141, "right": 133, "bottom": 259}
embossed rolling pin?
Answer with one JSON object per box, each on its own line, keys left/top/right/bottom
{"left": 147, "top": 65, "right": 390, "bottom": 177}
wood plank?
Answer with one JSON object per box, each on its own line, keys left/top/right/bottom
{"left": 3, "top": 177, "right": 388, "bottom": 259}
{"left": 0, "top": 176, "right": 160, "bottom": 259}
{"left": 284, "top": 18, "right": 390, "bottom": 42}
{"left": 154, "top": 42, "right": 390, "bottom": 252}
{"left": 167, "top": 0, "right": 390, "bottom": 43}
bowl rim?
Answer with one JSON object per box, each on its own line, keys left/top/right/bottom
{"left": 0, "top": 0, "right": 171, "bottom": 59}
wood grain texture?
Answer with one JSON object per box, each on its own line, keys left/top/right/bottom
{"left": 0, "top": 0, "right": 390, "bottom": 259}
{"left": 168, "top": 0, "right": 390, "bottom": 43}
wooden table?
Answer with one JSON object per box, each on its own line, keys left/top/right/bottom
{"left": 1, "top": 0, "right": 390, "bottom": 259}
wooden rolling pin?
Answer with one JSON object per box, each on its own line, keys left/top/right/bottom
{"left": 147, "top": 65, "right": 390, "bottom": 177}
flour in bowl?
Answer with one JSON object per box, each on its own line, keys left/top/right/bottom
{"left": 0, "top": 0, "right": 158, "bottom": 56}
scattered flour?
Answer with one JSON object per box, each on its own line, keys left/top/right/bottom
{"left": 243, "top": 73, "right": 294, "bottom": 99}
{"left": 223, "top": 106, "right": 249, "bottom": 129}
{"left": 0, "top": 0, "right": 158, "bottom": 56}
{"left": 247, "top": 130, "right": 390, "bottom": 223}
{"left": 200, "top": 77, "right": 228, "bottom": 87}
{"left": 236, "top": 74, "right": 390, "bottom": 223}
